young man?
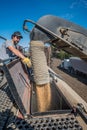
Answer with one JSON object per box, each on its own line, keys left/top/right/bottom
{"left": 0, "top": 31, "right": 31, "bottom": 67}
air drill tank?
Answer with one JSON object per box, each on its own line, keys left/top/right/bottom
{"left": 0, "top": 15, "right": 87, "bottom": 129}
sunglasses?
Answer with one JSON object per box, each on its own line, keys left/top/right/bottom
{"left": 16, "top": 36, "right": 21, "bottom": 39}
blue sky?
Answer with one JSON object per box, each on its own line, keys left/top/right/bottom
{"left": 0, "top": 0, "right": 87, "bottom": 47}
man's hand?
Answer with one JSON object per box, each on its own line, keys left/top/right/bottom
{"left": 22, "top": 57, "right": 31, "bottom": 68}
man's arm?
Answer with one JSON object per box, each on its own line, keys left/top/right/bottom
{"left": 8, "top": 46, "right": 31, "bottom": 67}
{"left": 8, "top": 46, "right": 25, "bottom": 59}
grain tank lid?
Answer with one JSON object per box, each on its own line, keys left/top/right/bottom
{"left": 1, "top": 59, "right": 31, "bottom": 117}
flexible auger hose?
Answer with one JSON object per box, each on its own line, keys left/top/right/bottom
{"left": 30, "top": 40, "right": 51, "bottom": 112}
{"left": 30, "top": 40, "right": 50, "bottom": 85}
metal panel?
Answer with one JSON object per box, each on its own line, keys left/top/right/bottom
{"left": 2, "top": 59, "right": 31, "bottom": 117}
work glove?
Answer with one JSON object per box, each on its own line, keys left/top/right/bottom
{"left": 22, "top": 57, "right": 31, "bottom": 68}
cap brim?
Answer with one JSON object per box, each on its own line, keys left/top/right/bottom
{"left": 18, "top": 35, "right": 23, "bottom": 39}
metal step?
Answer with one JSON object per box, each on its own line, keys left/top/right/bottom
{"left": 0, "top": 87, "right": 13, "bottom": 130}
{"left": 6, "top": 115, "right": 83, "bottom": 130}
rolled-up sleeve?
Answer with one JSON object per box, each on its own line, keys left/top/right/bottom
{"left": 5, "top": 40, "right": 13, "bottom": 48}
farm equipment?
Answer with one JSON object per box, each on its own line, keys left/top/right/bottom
{"left": 0, "top": 15, "right": 87, "bottom": 129}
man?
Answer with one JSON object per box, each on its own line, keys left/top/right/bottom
{"left": 0, "top": 31, "right": 31, "bottom": 67}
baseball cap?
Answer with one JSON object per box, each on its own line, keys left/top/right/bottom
{"left": 12, "top": 31, "right": 23, "bottom": 39}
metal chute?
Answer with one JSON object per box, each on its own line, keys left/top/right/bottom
{"left": 23, "top": 15, "right": 87, "bottom": 61}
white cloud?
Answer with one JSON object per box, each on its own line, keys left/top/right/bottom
{"left": 70, "top": 0, "right": 87, "bottom": 9}
{"left": 81, "top": 0, "right": 87, "bottom": 8}
{"left": 62, "top": 13, "right": 74, "bottom": 20}
{"left": 70, "top": 1, "right": 77, "bottom": 9}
